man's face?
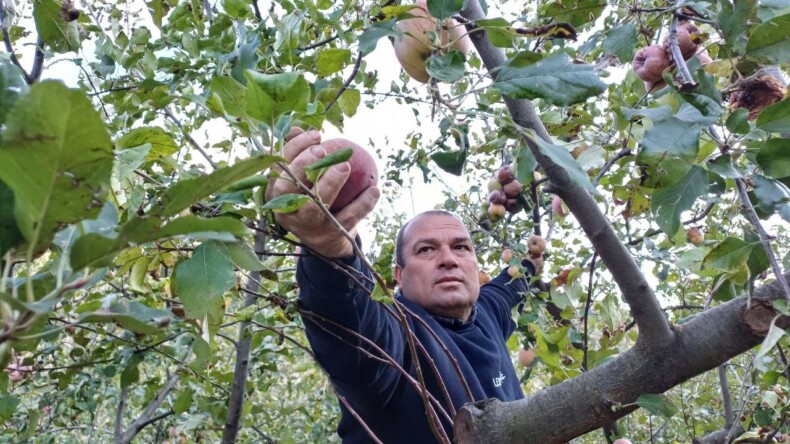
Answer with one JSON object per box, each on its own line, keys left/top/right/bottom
{"left": 394, "top": 214, "right": 480, "bottom": 321}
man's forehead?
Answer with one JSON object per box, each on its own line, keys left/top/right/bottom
{"left": 403, "top": 214, "right": 470, "bottom": 242}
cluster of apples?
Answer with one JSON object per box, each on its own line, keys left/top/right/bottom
{"left": 483, "top": 165, "right": 524, "bottom": 223}
{"left": 501, "top": 235, "right": 546, "bottom": 279}
{"left": 631, "top": 21, "right": 711, "bottom": 93}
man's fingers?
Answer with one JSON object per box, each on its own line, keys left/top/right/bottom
{"left": 333, "top": 186, "right": 381, "bottom": 231}
{"left": 312, "top": 162, "right": 351, "bottom": 209}
{"left": 284, "top": 127, "right": 305, "bottom": 143}
{"left": 283, "top": 130, "right": 321, "bottom": 162}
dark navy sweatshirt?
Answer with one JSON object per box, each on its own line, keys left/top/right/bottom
{"left": 296, "top": 253, "right": 533, "bottom": 443}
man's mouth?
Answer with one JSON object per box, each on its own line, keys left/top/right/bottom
{"left": 436, "top": 277, "right": 462, "bottom": 284}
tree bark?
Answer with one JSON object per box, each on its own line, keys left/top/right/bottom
{"left": 460, "top": 0, "right": 673, "bottom": 347}
{"left": 455, "top": 272, "right": 789, "bottom": 443}
{"left": 222, "top": 225, "right": 266, "bottom": 443}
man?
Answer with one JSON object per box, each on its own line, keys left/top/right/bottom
{"left": 267, "top": 129, "right": 535, "bottom": 443}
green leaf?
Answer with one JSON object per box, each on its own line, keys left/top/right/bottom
{"left": 746, "top": 13, "right": 790, "bottom": 63}
{"left": 71, "top": 216, "right": 250, "bottom": 270}
{"left": 541, "top": 0, "right": 606, "bottom": 28}
{"left": 304, "top": 148, "right": 353, "bottom": 183}
{"left": 0, "top": 394, "right": 20, "bottom": 420}
{"left": 222, "top": 0, "right": 251, "bottom": 18}
{"left": 33, "top": 0, "right": 80, "bottom": 53}
{"left": 120, "top": 353, "right": 143, "bottom": 389}
{"left": 245, "top": 71, "right": 309, "bottom": 125}
{"left": 191, "top": 335, "right": 211, "bottom": 368}
{"left": 210, "top": 76, "right": 248, "bottom": 119}
{"left": 756, "top": 139, "right": 790, "bottom": 178}
{"left": 79, "top": 301, "right": 172, "bottom": 335}
{"left": 155, "top": 155, "right": 283, "bottom": 218}
{"left": 651, "top": 166, "right": 709, "bottom": 236}
{"left": 116, "top": 127, "right": 179, "bottom": 163}
{"left": 707, "top": 154, "right": 743, "bottom": 179}
{"left": 173, "top": 388, "right": 194, "bottom": 414}
{"left": 718, "top": 0, "right": 756, "bottom": 53}
{"left": 676, "top": 70, "right": 722, "bottom": 119}
{"left": 756, "top": 319, "right": 786, "bottom": 367}
{"left": 431, "top": 149, "right": 467, "bottom": 176}
{"left": 225, "top": 241, "right": 266, "bottom": 271}
{"left": 262, "top": 194, "right": 311, "bottom": 213}
{"left": 635, "top": 393, "right": 678, "bottom": 418}
{"left": 426, "top": 0, "right": 466, "bottom": 20}
{"left": 146, "top": 0, "right": 166, "bottom": 28}
{"left": 475, "top": 18, "right": 515, "bottom": 48}
{"left": 637, "top": 118, "right": 700, "bottom": 164}
{"left": 0, "top": 81, "right": 113, "bottom": 252}
{"left": 0, "top": 181, "right": 23, "bottom": 257}
{"left": 514, "top": 142, "right": 537, "bottom": 186}
{"left": 0, "top": 57, "right": 28, "bottom": 126}
{"left": 493, "top": 52, "right": 607, "bottom": 106}
{"left": 603, "top": 23, "right": 637, "bottom": 63}
{"left": 316, "top": 48, "right": 352, "bottom": 77}
{"left": 752, "top": 174, "right": 789, "bottom": 207}
{"left": 535, "top": 138, "right": 597, "bottom": 193}
{"left": 726, "top": 108, "right": 751, "bottom": 134}
{"left": 425, "top": 50, "right": 466, "bottom": 83}
{"left": 756, "top": 98, "right": 790, "bottom": 133}
{"left": 358, "top": 19, "right": 399, "bottom": 56}
{"left": 704, "top": 237, "right": 756, "bottom": 272}
{"left": 338, "top": 88, "right": 361, "bottom": 118}
{"left": 172, "top": 241, "right": 236, "bottom": 319}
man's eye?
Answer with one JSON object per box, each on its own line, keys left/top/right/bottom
{"left": 455, "top": 244, "right": 471, "bottom": 251}
{"left": 417, "top": 246, "right": 433, "bottom": 254}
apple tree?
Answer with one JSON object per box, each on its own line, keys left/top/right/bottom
{"left": 1, "top": 0, "right": 790, "bottom": 443}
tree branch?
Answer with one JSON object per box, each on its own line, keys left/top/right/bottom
{"left": 460, "top": 0, "right": 673, "bottom": 346}
{"left": 118, "top": 373, "right": 179, "bottom": 444}
{"left": 455, "top": 270, "right": 790, "bottom": 443}
{"left": 222, "top": 225, "right": 266, "bottom": 444}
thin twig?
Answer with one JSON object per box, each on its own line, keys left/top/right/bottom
{"left": 734, "top": 179, "right": 790, "bottom": 302}
{"left": 163, "top": 107, "right": 220, "bottom": 170}
{"left": 324, "top": 50, "right": 363, "bottom": 113}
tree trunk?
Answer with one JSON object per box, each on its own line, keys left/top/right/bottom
{"left": 455, "top": 273, "right": 789, "bottom": 443}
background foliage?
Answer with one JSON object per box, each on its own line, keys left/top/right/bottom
{"left": 1, "top": 0, "right": 790, "bottom": 442}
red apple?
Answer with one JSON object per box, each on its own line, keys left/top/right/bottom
{"left": 501, "top": 248, "right": 514, "bottom": 264}
{"left": 518, "top": 348, "right": 536, "bottom": 367}
{"left": 317, "top": 138, "right": 378, "bottom": 212}
{"left": 505, "top": 198, "right": 522, "bottom": 215}
{"left": 686, "top": 228, "right": 704, "bottom": 246}
{"left": 478, "top": 270, "right": 492, "bottom": 285}
{"left": 552, "top": 195, "right": 568, "bottom": 218}
{"left": 507, "top": 264, "right": 523, "bottom": 279}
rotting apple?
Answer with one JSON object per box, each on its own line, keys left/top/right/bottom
{"left": 315, "top": 138, "right": 379, "bottom": 212}
{"left": 527, "top": 235, "right": 546, "bottom": 257}
{"left": 487, "top": 203, "right": 506, "bottom": 221}
{"left": 663, "top": 21, "right": 701, "bottom": 61}
{"left": 632, "top": 44, "right": 671, "bottom": 83}
{"left": 502, "top": 179, "right": 523, "bottom": 199}
{"left": 496, "top": 165, "right": 515, "bottom": 185}
{"left": 488, "top": 189, "right": 507, "bottom": 205}
{"left": 501, "top": 248, "right": 514, "bottom": 264}
{"left": 507, "top": 264, "right": 523, "bottom": 279}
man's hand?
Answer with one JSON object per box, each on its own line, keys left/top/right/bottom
{"left": 265, "top": 128, "right": 380, "bottom": 258}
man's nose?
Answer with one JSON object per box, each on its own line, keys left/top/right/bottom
{"left": 437, "top": 245, "right": 459, "bottom": 267}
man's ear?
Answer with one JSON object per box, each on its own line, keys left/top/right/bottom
{"left": 394, "top": 265, "right": 402, "bottom": 285}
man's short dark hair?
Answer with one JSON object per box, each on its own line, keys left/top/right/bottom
{"left": 395, "top": 210, "right": 460, "bottom": 268}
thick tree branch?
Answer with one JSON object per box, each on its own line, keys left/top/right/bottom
{"left": 118, "top": 374, "right": 179, "bottom": 444}
{"left": 460, "top": 0, "right": 673, "bottom": 346}
{"left": 455, "top": 270, "right": 790, "bottom": 443}
{"left": 222, "top": 225, "right": 266, "bottom": 443}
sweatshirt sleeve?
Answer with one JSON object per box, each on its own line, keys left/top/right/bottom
{"left": 296, "top": 252, "right": 406, "bottom": 398}
{"left": 476, "top": 259, "right": 535, "bottom": 339}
